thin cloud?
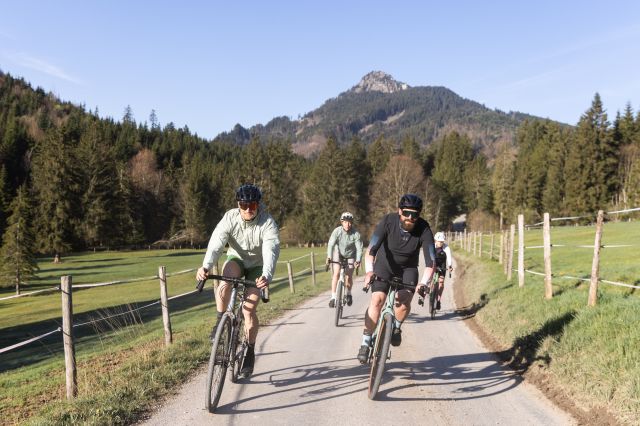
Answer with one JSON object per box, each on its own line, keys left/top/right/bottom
{"left": 10, "top": 52, "right": 83, "bottom": 85}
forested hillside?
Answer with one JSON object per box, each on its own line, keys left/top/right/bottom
{"left": 1, "top": 70, "right": 640, "bottom": 289}
{"left": 214, "top": 72, "right": 540, "bottom": 159}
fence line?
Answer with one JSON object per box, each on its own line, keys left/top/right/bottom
{"left": 0, "top": 327, "right": 62, "bottom": 354}
{"left": 0, "top": 286, "right": 59, "bottom": 301}
{"left": 519, "top": 268, "right": 640, "bottom": 289}
{"left": 457, "top": 209, "right": 639, "bottom": 305}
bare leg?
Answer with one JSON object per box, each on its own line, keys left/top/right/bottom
{"left": 242, "top": 287, "right": 261, "bottom": 344}
{"left": 215, "top": 261, "right": 242, "bottom": 314}
{"left": 394, "top": 289, "right": 413, "bottom": 322}
{"left": 365, "top": 291, "right": 385, "bottom": 333}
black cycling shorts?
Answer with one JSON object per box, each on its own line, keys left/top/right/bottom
{"left": 370, "top": 267, "right": 419, "bottom": 294}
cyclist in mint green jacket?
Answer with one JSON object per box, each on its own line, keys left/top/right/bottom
{"left": 196, "top": 183, "right": 280, "bottom": 378}
{"left": 326, "top": 212, "right": 363, "bottom": 308}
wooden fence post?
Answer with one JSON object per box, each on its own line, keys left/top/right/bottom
{"left": 490, "top": 233, "right": 494, "bottom": 260}
{"left": 507, "top": 224, "right": 515, "bottom": 280}
{"left": 543, "top": 213, "right": 553, "bottom": 299}
{"left": 479, "top": 232, "right": 483, "bottom": 258}
{"left": 158, "top": 266, "right": 173, "bottom": 345}
{"left": 518, "top": 214, "right": 525, "bottom": 287}
{"left": 310, "top": 252, "right": 316, "bottom": 286}
{"left": 287, "top": 261, "right": 295, "bottom": 293}
{"left": 499, "top": 231, "right": 504, "bottom": 265}
{"left": 588, "top": 210, "right": 605, "bottom": 306}
{"left": 61, "top": 276, "right": 77, "bottom": 399}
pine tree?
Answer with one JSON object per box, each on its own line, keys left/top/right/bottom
{"left": 343, "top": 138, "right": 371, "bottom": 223}
{"left": 31, "top": 126, "right": 78, "bottom": 255}
{"left": 541, "top": 124, "right": 569, "bottom": 215}
{"left": 430, "top": 132, "right": 473, "bottom": 218}
{"left": 565, "top": 94, "right": 615, "bottom": 214}
{"left": 367, "top": 135, "right": 394, "bottom": 177}
{"left": 300, "top": 138, "right": 346, "bottom": 242}
{"left": 491, "top": 143, "right": 515, "bottom": 228}
{"left": 76, "top": 121, "right": 119, "bottom": 247}
{"left": 0, "top": 185, "right": 38, "bottom": 294}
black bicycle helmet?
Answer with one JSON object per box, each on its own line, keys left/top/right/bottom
{"left": 398, "top": 193, "right": 423, "bottom": 211}
{"left": 235, "top": 184, "right": 262, "bottom": 202}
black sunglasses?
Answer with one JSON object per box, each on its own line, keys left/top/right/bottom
{"left": 401, "top": 209, "right": 419, "bottom": 219}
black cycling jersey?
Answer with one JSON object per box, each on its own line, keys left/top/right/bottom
{"left": 368, "top": 213, "right": 435, "bottom": 283}
{"left": 435, "top": 246, "right": 448, "bottom": 274}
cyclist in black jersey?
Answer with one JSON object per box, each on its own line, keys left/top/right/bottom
{"left": 357, "top": 194, "right": 436, "bottom": 363}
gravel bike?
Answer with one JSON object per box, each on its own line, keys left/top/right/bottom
{"left": 326, "top": 258, "right": 351, "bottom": 326}
{"left": 196, "top": 274, "right": 269, "bottom": 413}
{"left": 363, "top": 275, "right": 417, "bottom": 399}
{"left": 424, "top": 268, "right": 451, "bottom": 319}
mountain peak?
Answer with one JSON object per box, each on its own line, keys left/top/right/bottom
{"left": 350, "top": 71, "right": 409, "bottom": 94}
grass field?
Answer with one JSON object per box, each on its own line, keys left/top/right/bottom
{"left": 458, "top": 220, "right": 640, "bottom": 425}
{"left": 0, "top": 246, "right": 330, "bottom": 425}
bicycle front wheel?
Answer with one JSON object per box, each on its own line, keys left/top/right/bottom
{"left": 429, "top": 285, "right": 437, "bottom": 319}
{"left": 206, "top": 314, "right": 231, "bottom": 412}
{"left": 335, "top": 280, "right": 343, "bottom": 327}
{"left": 368, "top": 312, "right": 393, "bottom": 399}
{"left": 230, "top": 315, "right": 247, "bottom": 383}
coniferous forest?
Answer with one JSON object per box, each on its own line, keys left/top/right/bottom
{"left": 1, "top": 71, "right": 640, "bottom": 287}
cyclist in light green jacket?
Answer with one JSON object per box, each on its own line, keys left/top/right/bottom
{"left": 326, "top": 212, "right": 363, "bottom": 307}
{"left": 196, "top": 183, "right": 280, "bottom": 378}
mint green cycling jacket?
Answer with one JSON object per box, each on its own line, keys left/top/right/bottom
{"left": 202, "top": 206, "right": 280, "bottom": 281}
{"left": 327, "top": 226, "right": 363, "bottom": 262}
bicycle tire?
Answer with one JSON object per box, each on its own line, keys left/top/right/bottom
{"left": 205, "top": 314, "right": 231, "bottom": 412}
{"left": 429, "top": 283, "right": 437, "bottom": 319}
{"left": 335, "top": 280, "right": 343, "bottom": 327}
{"left": 368, "top": 312, "right": 393, "bottom": 399}
{"left": 230, "top": 315, "right": 247, "bottom": 383}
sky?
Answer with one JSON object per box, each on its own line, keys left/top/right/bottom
{"left": 1, "top": 1, "right": 640, "bottom": 140}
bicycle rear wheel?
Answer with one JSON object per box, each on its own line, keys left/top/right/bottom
{"left": 335, "top": 280, "right": 343, "bottom": 327}
{"left": 429, "top": 284, "right": 437, "bottom": 319}
{"left": 368, "top": 312, "right": 393, "bottom": 399}
{"left": 206, "top": 314, "right": 231, "bottom": 412}
{"left": 230, "top": 315, "right": 247, "bottom": 383}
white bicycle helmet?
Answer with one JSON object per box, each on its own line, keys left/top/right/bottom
{"left": 434, "top": 232, "right": 446, "bottom": 242}
{"left": 340, "top": 212, "right": 354, "bottom": 221}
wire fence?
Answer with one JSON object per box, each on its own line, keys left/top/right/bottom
{"left": 0, "top": 251, "right": 322, "bottom": 357}
{"left": 453, "top": 207, "right": 640, "bottom": 301}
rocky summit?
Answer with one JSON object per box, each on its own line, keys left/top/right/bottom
{"left": 349, "top": 71, "right": 410, "bottom": 94}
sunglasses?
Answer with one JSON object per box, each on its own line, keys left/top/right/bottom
{"left": 401, "top": 209, "right": 419, "bottom": 219}
{"left": 239, "top": 201, "right": 258, "bottom": 211}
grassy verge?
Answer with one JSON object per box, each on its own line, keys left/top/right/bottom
{"left": 455, "top": 248, "right": 639, "bottom": 425}
{"left": 0, "top": 247, "right": 329, "bottom": 425}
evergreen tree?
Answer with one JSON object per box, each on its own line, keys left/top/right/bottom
{"left": 367, "top": 135, "right": 394, "bottom": 177}
{"left": 541, "top": 124, "right": 569, "bottom": 215}
{"left": 31, "top": 126, "right": 78, "bottom": 255}
{"left": 0, "top": 185, "right": 38, "bottom": 294}
{"left": 491, "top": 143, "right": 515, "bottom": 228}
{"left": 565, "top": 94, "right": 615, "bottom": 214}
{"left": 179, "top": 156, "right": 212, "bottom": 246}
{"left": 463, "top": 154, "right": 491, "bottom": 212}
{"left": 76, "top": 120, "right": 119, "bottom": 247}
{"left": 300, "top": 138, "right": 347, "bottom": 241}
{"left": 430, "top": 132, "right": 473, "bottom": 219}
{"left": 343, "top": 138, "right": 371, "bottom": 223}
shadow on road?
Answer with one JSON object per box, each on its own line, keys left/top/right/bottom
{"left": 213, "top": 348, "right": 527, "bottom": 415}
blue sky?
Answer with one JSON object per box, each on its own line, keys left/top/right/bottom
{"left": 1, "top": 1, "right": 640, "bottom": 139}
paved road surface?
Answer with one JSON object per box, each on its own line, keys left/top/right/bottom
{"left": 142, "top": 260, "right": 574, "bottom": 425}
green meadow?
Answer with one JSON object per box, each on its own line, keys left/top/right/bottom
{"left": 0, "top": 247, "right": 329, "bottom": 425}
{"left": 460, "top": 220, "right": 640, "bottom": 425}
